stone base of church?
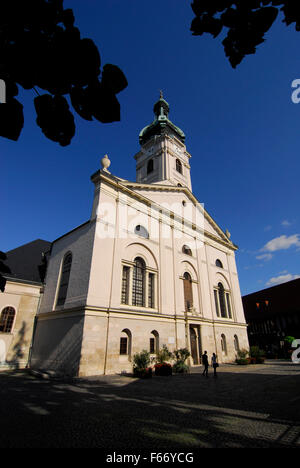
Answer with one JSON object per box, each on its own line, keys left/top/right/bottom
{"left": 30, "top": 307, "right": 249, "bottom": 377}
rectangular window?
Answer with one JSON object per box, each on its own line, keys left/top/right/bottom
{"left": 132, "top": 264, "right": 145, "bottom": 307}
{"left": 150, "top": 337, "right": 155, "bottom": 354}
{"left": 120, "top": 337, "right": 128, "bottom": 355}
{"left": 121, "top": 266, "right": 130, "bottom": 304}
{"left": 148, "top": 273, "right": 155, "bottom": 308}
{"left": 226, "top": 293, "right": 232, "bottom": 318}
{"left": 214, "top": 290, "right": 220, "bottom": 317}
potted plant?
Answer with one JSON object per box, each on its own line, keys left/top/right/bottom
{"left": 154, "top": 345, "right": 173, "bottom": 376}
{"left": 284, "top": 336, "right": 296, "bottom": 360}
{"left": 250, "top": 346, "right": 265, "bottom": 364}
{"left": 235, "top": 348, "right": 249, "bottom": 365}
{"left": 132, "top": 350, "right": 152, "bottom": 378}
{"left": 172, "top": 348, "right": 190, "bottom": 374}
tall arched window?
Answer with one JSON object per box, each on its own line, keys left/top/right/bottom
{"left": 147, "top": 159, "right": 154, "bottom": 174}
{"left": 183, "top": 272, "right": 193, "bottom": 311}
{"left": 176, "top": 159, "right": 182, "bottom": 174}
{"left": 150, "top": 330, "right": 159, "bottom": 354}
{"left": 214, "top": 282, "right": 233, "bottom": 319}
{"left": 218, "top": 282, "right": 227, "bottom": 318}
{"left": 221, "top": 334, "right": 227, "bottom": 356}
{"left": 234, "top": 335, "right": 239, "bottom": 353}
{"left": 132, "top": 257, "right": 146, "bottom": 307}
{"left": 0, "top": 307, "right": 15, "bottom": 333}
{"left": 56, "top": 252, "right": 72, "bottom": 306}
{"left": 120, "top": 329, "right": 132, "bottom": 356}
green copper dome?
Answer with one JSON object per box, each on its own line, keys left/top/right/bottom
{"left": 139, "top": 92, "right": 185, "bottom": 145}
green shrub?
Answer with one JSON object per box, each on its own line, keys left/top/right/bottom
{"left": 237, "top": 348, "right": 249, "bottom": 359}
{"left": 236, "top": 358, "right": 248, "bottom": 365}
{"left": 250, "top": 346, "right": 265, "bottom": 359}
{"left": 173, "top": 348, "right": 190, "bottom": 363}
{"left": 284, "top": 336, "right": 295, "bottom": 346}
{"left": 156, "top": 345, "right": 173, "bottom": 364}
{"left": 173, "top": 361, "right": 189, "bottom": 373}
{"left": 133, "top": 350, "right": 151, "bottom": 371}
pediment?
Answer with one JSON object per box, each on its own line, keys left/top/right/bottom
{"left": 117, "top": 179, "right": 235, "bottom": 249}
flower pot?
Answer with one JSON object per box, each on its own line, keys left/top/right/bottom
{"left": 154, "top": 363, "right": 172, "bottom": 376}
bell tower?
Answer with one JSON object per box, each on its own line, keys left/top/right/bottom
{"left": 134, "top": 93, "right": 192, "bottom": 191}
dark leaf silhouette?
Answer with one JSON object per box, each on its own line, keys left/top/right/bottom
{"left": 0, "top": 98, "right": 24, "bottom": 141}
{"left": 34, "top": 94, "right": 75, "bottom": 146}
{"left": 101, "top": 64, "right": 128, "bottom": 95}
{"left": 190, "top": 1, "right": 299, "bottom": 68}
{"left": 0, "top": 0, "right": 127, "bottom": 144}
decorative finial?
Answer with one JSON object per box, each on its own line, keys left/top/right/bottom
{"left": 225, "top": 229, "right": 231, "bottom": 239}
{"left": 101, "top": 154, "right": 111, "bottom": 173}
{"left": 160, "top": 90, "right": 163, "bottom": 99}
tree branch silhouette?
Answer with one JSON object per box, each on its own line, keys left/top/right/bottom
{"left": 0, "top": 0, "right": 127, "bottom": 146}
{"left": 190, "top": 1, "right": 300, "bottom": 68}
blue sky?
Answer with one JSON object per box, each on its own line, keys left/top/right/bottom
{"left": 1, "top": 0, "right": 300, "bottom": 296}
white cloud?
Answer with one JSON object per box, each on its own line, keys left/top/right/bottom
{"left": 261, "top": 234, "right": 300, "bottom": 252}
{"left": 266, "top": 273, "right": 300, "bottom": 287}
{"left": 281, "top": 220, "right": 292, "bottom": 227}
{"left": 256, "top": 253, "right": 273, "bottom": 261}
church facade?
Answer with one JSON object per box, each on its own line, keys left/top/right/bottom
{"left": 30, "top": 95, "right": 249, "bottom": 376}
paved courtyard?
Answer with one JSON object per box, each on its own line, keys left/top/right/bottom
{"left": 0, "top": 360, "right": 299, "bottom": 451}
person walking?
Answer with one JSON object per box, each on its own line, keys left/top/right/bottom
{"left": 211, "top": 352, "right": 218, "bottom": 377}
{"left": 202, "top": 350, "right": 209, "bottom": 377}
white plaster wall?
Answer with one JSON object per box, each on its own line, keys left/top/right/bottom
{"left": 40, "top": 221, "right": 96, "bottom": 313}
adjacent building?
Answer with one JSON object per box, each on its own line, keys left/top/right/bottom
{"left": 243, "top": 278, "right": 300, "bottom": 357}
{"left": 0, "top": 239, "right": 50, "bottom": 368}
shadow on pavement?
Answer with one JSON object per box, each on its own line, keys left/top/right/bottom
{"left": 0, "top": 361, "right": 299, "bottom": 448}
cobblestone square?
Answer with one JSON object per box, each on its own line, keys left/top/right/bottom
{"left": 0, "top": 360, "right": 299, "bottom": 449}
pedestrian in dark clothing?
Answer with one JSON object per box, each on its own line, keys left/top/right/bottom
{"left": 202, "top": 351, "right": 209, "bottom": 377}
{"left": 211, "top": 353, "right": 218, "bottom": 377}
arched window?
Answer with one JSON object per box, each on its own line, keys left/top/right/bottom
{"left": 120, "top": 329, "right": 132, "bottom": 356}
{"left": 182, "top": 245, "right": 192, "bottom": 256}
{"left": 218, "top": 282, "right": 227, "bottom": 318}
{"left": 214, "top": 282, "right": 233, "bottom": 319}
{"left": 177, "top": 183, "right": 182, "bottom": 187}
{"left": 147, "top": 159, "right": 154, "bottom": 174}
{"left": 183, "top": 272, "right": 193, "bottom": 312}
{"left": 221, "top": 334, "right": 227, "bottom": 356}
{"left": 150, "top": 330, "right": 159, "bottom": 354}
{"left": 56, "top": 253, "right": 72, "bottom": 306}
{"left": 132, "top": 257, "right": 146, "bottom": 307}
{"left": 176, "top": 159, "right": 182, "bottom": 174}
{"left": 0, "top": 307, "right": 15, "bottom": 333}
{"left": 134, "top": 225, "right": 149, "bottom": 239}
{"left": 234, "top": 335, "right": 239, "bottom": 353}
{"left": 216, "top": 259, "right": 223, "bottom": 268}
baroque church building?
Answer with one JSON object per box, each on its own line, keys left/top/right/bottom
{"left": 30, "top": 95, "right": 249, "bottom": 376}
